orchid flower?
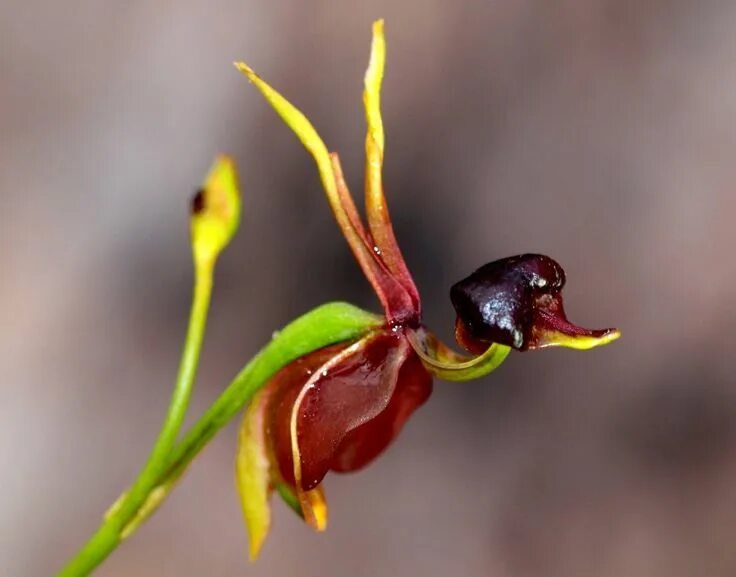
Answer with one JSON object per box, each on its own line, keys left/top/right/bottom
{"left": 57, "top": 20, "right": 621, "bottom": 577}
{"left": 234, "top": 20, "right": 620, "bottom": 559}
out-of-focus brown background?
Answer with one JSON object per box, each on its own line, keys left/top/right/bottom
{"left": 3, "top": 1, "right": 736, "bottom": 576}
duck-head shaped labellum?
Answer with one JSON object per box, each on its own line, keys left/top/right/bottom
{"left": 234, "top": 20, "right": 620, "bottom": 560}
{"left": 451, "top": 254, "right": 620, "bottom": 352}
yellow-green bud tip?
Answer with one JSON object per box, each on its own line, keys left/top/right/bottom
{"left": 191, "top": 155, "right": 241, "bottom": 264}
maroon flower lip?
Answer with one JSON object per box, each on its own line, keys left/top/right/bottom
{"left": 451, "top": 254, "right": 620, "bottom": 352}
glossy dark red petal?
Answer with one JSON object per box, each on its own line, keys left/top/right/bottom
{"left": 292, "top": 331, "right": 410, "bottom": 491}
{"left": 266, "top": 344, "right": 348, "bottom": 487}
{"left": 330, "top": 350, "right": 432, "bottom": 472}
{"left": 263, "top": 331, "right": 434, "bottom": 495}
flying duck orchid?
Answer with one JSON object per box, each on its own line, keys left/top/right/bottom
{"left": 233, "top": 20, "right": 619, "bottom": 559}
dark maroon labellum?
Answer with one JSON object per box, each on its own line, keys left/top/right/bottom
{"left": 450, "top": 254, "right": 566, "bottom": 351}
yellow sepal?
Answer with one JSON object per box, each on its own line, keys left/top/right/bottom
{"left": 235, "top": 389, "right": 272, "bottom": 561}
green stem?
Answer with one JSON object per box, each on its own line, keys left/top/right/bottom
{"left": 57, "top": 258, "right": 215, "bottom": 577}
{"left": 57, "top": 302, "right": 381, "bottom": 577}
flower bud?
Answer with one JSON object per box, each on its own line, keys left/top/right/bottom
{"left": 191, "top": 156, "right": 241, "bottom": 264}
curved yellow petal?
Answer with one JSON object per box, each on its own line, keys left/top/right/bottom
{"left": 288, "top": 335, "right": 378, "bottom": 491}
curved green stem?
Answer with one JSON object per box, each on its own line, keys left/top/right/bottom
{"left": 57, "top": 302, "right": 381, "bottom": 577}
{"left": 57, "top": 258, "right": 214, "bottom": 577}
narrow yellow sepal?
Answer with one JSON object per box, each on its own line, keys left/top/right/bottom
{"left": 234, "top": 58, "right": 406, "bottom": 315}
{"left": 363, "top": 19, "right": 386, "bottom": 221}
{"left": 364, "top": 19, "right": 386, "bottom": 156}
{"left": 191, "top": 155, "right": 241, "bottom": 265}
{"left": 235, "top": 389, "right": 273, "bottom": 561}
{"left": 234, "top": 61, "right": 371, "bottom": 259}
{"left": 233, "top": 62, "right": 339, "bottom": 206}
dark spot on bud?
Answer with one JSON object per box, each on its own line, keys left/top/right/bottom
{"left": 191, "top": 188, "right": 206, "bottom": 215}
{"left": 450, "top": 254, "right": 565, "bottom": 351}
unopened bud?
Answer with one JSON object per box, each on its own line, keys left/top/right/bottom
{"left": 191, "top": 155, "right": 241, "bottom": 264}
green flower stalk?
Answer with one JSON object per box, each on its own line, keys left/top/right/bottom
{"left": 57, "top": 19, "right": 619, "bottom": 577}
{"left": 58, "top": 157, "right": 241, "bottom": 577}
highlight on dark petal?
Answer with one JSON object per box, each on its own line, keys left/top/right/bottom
{"left": 290, "top": 331, "right": 410, "bottom": 491}
{"left": 255, "top": 329, "right": 435, "bottom": 532}
{"left": 450, "top": 254, "right": 620, "bottom": 351}
{"left": 330, "top": 351, "right": 432, "bottom": 472}
{"left": 254, "top": 343, "right": 351, "bottom": 533}
{"left": 266, "top": 344, "right": 349, "bottom": 488}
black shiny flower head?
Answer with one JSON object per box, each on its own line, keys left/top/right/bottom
{"left": 451, "top": 254, "right": 619, "bottom": 352}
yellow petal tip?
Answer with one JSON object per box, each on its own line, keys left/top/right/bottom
{"left": 311, "top": 498, "right": 328, "bottom": 532}
{"left": 298, "top": 486, "right": 329, "bottom": 532}
{"left": 248, "top": 536, "right": 266, "bottom": 562}
{"left": 538, "top": 328, "right": 622, "bottom": 350}
{"left": 234, "top": 61, "right": 257, "bottom": 81}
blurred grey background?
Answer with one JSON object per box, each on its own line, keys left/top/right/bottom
{"left": 3, "top": 1, "right": 736, "bottom": 576}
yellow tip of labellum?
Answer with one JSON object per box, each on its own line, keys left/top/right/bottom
{"left": 191, "top": 155, "right": 241, "bottom": 265}
{"left": 533, "top": 327, "right": 622, "bottom": 350}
